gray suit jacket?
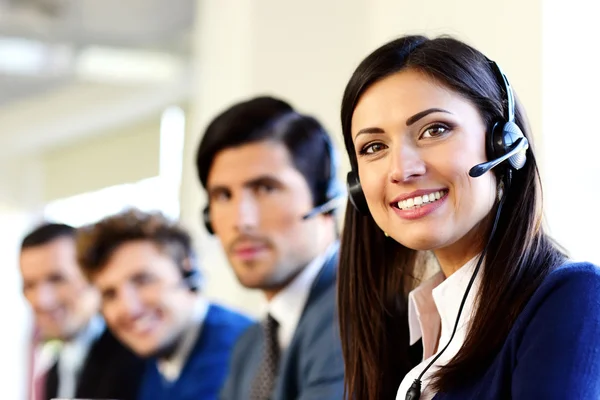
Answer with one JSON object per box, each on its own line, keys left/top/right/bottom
{"left": 220, "top": 244, "right": 344, "bottom": 400}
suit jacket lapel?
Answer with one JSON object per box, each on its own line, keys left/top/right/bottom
{"left": 274, "top": 243, "right": 340, "bottom": 393}
{"left": 45, "top": 361, "right": 59, "bottom": 400}
{"left": 304, "top": 242, "right": 339, "bottom": 308}
{"left": 75, "top": 328, "right": 108, "bottom": 397}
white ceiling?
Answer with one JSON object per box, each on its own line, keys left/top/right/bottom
{"left": 0, "top": 0, "right": 194, "bottom": 49}
{"left": 0, "top": 0, "right": 195, "bottom": 158}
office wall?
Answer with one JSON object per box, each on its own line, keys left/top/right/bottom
{"left": 42, "top": 117, "right": 161, "bottom": 202}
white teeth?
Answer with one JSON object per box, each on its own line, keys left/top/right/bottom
{"left": 396, "top": 190, "right": 447, "bottom": 210}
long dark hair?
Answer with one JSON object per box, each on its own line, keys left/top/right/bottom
{"left": 338, "top": 35, "right": 566, "bottom": 399}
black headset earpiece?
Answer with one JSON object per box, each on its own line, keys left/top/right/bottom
{"left": 181, "top": 252, "right": 202, "bottom": 292}
{"left": 346, "top": 170, "right": 369, "bottom": 215}
{"left": 302, "top": 131, "right": 346, "bottom": 219}
{"left": 202, "top": 205, "right": 213, "bottom": 235}
{"left": 469, "top": 60, "right": 529, "bottom": 179}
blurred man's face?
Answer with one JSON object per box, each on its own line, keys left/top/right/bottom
{"left": 93, "top": 240, "right": 196, "bottom": 358}
{"left": 206, "top": 140, "right": 332, "bottom": 299}
{"left": 20, "top": 237, "right": 99, "bottom": 341}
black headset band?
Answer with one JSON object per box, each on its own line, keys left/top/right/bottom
{"left": 487, "top": 58, "right": 515, "bottom": 123}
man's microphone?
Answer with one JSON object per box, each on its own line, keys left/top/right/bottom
{"left": 302, "top": 196, "right": 346, "bottom": 220}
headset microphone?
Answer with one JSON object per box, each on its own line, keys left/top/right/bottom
{"left": 301, "top": 195, "right": 346, "bottom": 220}
{"left": 469, "top": 136, "right": 529, "bottom": 178}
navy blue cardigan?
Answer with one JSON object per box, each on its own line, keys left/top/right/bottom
{"left": 433, "top": 262, "right": 600, "bottom": 399}
{"left": 137, "top": 303, "right": 253, "bottom": 400}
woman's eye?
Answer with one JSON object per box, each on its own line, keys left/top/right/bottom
{"left": 360, "top": 142, "right": 387, "bottom": 155}
{"left": 421, "top": 124, "right": 450, "bottom": 139}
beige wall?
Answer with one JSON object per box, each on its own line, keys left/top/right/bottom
{"left": 42, "top": 117, "right": 161, "bottom": 202}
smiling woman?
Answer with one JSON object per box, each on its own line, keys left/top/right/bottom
{"left": 337, "top": 35, "right": 600, "bottom": 400}
{"left": 351, "top": 69, "right": 495, "bottom": 255}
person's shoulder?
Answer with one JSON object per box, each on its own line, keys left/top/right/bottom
{"left": 225, "top": 319, "right": 262, "bottom": 362}
{"left": 540, "top": 261, "right": 600, "bottom": 294}
{"left": 303, "top": 276, "right": 337, "bottom": 320}
{"left": 520, "top": 261, "right": 600, "bottom": 325}
{"left": 85, "top": 326, "right": 146, "bottom": 382}
{"left": 206, "top": 302, "right": 256, "bottom": 330}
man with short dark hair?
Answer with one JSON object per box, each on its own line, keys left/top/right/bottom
{"left": 76, "top": 209, "right": 253, "bottom": 400}
{"left": 20, "top": 222, "right": 144, "bottom": 400}
{"left": 196, "top": 96, "right": 345, "bottom": 399}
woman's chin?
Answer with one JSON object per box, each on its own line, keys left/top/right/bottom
{"left": 393, "top": 234, "right": 449, "bottom": 252}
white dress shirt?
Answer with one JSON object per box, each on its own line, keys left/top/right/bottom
{"left": 157, "top": 295, "right": 210, "bottom": 382}
{"left": 396, "top": 255, "right": 481, "bottom": 400}
{"left": 266, "top": 242, "right": 336, "bottom": 350}
{"left": 30, "top": 339, "right": 60, "bottom": 400}
{"left": 56, "top": 315, "right": 105, "bottom": 399}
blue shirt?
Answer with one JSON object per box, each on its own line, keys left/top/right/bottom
{"left": 138, "top": 303, "right": 253, "bottom": 400}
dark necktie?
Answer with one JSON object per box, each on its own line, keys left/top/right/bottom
{"left": 250, "top": 314, "right": 280, "bottom": 400}
{"left": 45, "top": 360, "right": 59, "bottom": 400}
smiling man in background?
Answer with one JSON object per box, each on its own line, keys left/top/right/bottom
{"left": 20, "top": 222, "right": 144, "bottom": 400}
{"left": 76, "top": 209, "right": 253, "bottom": 400}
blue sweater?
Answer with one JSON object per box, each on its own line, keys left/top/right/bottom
{"left": 434, "top": 262, "right": 600, "bottom": 399}
{"left": 138, "top": 304, "right": 253, "bottom": 400}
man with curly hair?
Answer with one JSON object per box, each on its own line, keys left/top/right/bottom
{"left": 76, "top": 209, "right": 253, "bottom": 400}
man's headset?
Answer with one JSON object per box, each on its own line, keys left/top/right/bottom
{"left": 346, "top": 59, "right": 529, "bottom": 215}
{"left": 180, "top": 251, "right": 202, "bottom": 292}
{"left": 202, "top": 131, "right": 345, "bottom": 235}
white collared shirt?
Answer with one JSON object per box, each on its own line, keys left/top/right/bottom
{"left": 57, "top": 315, "right": 105, "bottom": 399}
{"left": 157, "top": 296, "right": 210, "bottom": 382}
{"left": 30, "top": 339, "right": 60, "bottom": 400}
{"left": 396, "top": 255, "right": 481, "bottom": 400}
{"left": 266, "top": 242, "right": 336, "bottom": 350}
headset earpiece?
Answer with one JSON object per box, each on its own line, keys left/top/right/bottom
{"left": 180, "top": 254, "right": 202, "bottom": 292}
{"left": 346, "top": 170, "right": 369, "bottom": 215}
{"left": 321, "top": 132, "right": 345, "bottom": 210}
{"left": 470, "top": 60, "right": 529, "bottom": 179}
{"left": 202, "top": 205, "right": 213, "bottom": 235}
{"left": 487, "top": 60, "right": 528, "bottom": 173}
{"left": 302, "top": 131, "right": 345, "bottom": 219}
{"left": 489, "top": 119, "right": 527, "bottom": 172}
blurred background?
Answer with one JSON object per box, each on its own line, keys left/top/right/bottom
{"left": 1, "top": 0, "right": 597, "bottom": 397}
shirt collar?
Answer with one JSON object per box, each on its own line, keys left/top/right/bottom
{"left": 266, "top": 242, "right": 336, "bottom": 349}
{"left": 157, "top": 295, "right": 210, "bottom": 382}
{"left": 56, "top": 315, "right": 105, "bottom": 397}
{"left": 407, "top": 254, "right": 481, "bottom": 358}
{"left": 59, "top": 314, "right": 104, "bottom": 365}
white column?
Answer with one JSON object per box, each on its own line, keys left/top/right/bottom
{"left": 0, "top": 205, "right": 35, "bottom": 400}
{"left": 542, "top": 0, "right": 600, "bottom": 264}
